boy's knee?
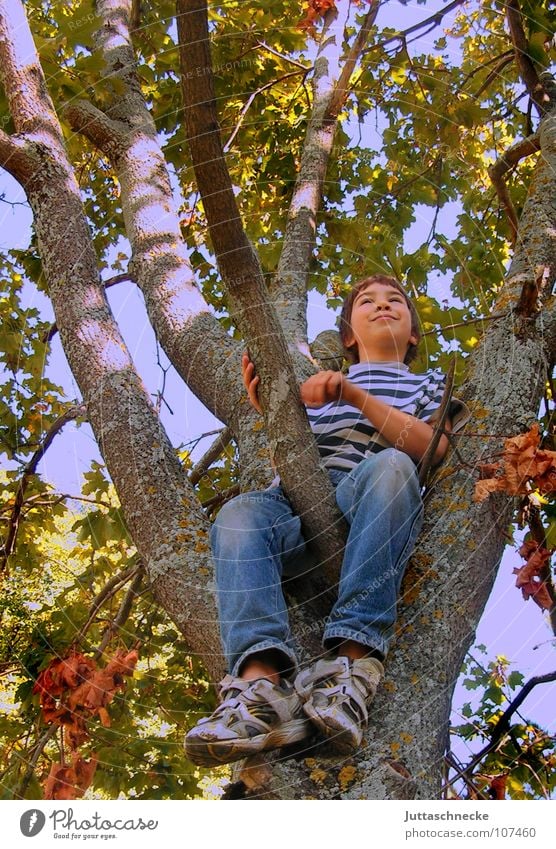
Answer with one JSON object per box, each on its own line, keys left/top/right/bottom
{"left": 382, "top": 448, "right": 418, "bottom": 479}
{"left": 210, "top": 496, "right": 257, "bottom": 539}
{"left": 357, "top": 450, "right": 419, "bottom": 497}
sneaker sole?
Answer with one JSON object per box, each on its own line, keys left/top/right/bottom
{"left": 303, "top": 701, "right": 361, "bottom": 755}
{"left": 184, "top": 717, "right": 311, "bottom": 767}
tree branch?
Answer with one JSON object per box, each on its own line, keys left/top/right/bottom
{"left": 201, "top": 483, "right": 241, "bottom": 516}
{"left": 418, "top": 358, "right": 455, "bottom": 487}
{"left": 223, "top": 69, "right": 308, "bottom": 153}
{"left": 93, "top": 568, "right": 144, "bottom": 659}
{"left": 489, "top": 133, "right": 540, "bottom": 245}
{"left": 0, "top": 405, "right": 86, "bottom": 572}
{"left": 271, "top": 0, "right": 380, "bottom": 343}
{"left": 189, "top": 426, "right": 232, "bottom": 486}
{"left": 13, "top": 725, "right": 57, "bottom": 799}
{"left": 177, "top": 0, "right": 348, "bottom": 576}
{"left": 0, "top": 128, "right": 36, "bottom": 185}
{"left": 374, "top": 0, "right": 467, "bottom": 52}
{"left": 64, "top": 100, "right": 125, "bottom": 155}
{"left": 75, "top": 563, "right": 140, "bottom": 645}
{"left": 0, "top": 1, "right": 64, "bottom": 148}
{"left": 506, "top": 0, "right": 551, "bottom": 117}
{"left": 327, "top": 1, "right": 381, "bottom": 119}
{"left": 442, "top": 671, "right": 556, "bottom": 794}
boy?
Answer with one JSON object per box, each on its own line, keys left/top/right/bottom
{"left": 185, "top": 274, "right": 467, "bottom": 766}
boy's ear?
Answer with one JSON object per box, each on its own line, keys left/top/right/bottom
{"left": 409, "top": 333, "right": 418, "bottom": 346}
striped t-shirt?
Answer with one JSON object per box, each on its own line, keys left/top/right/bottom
{"left": 306, "top": 361, "right": 461, "bottom": 473}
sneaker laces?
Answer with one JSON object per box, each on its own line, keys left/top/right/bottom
{"left": 296, "top": 656, "right": 383, "bottom": 727}
{"left": 205, "top": 675, "right": 298, "bottom": 731}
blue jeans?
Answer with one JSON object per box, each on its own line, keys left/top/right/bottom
{"left": 211, "top": 448, "right": 423, "bottom": 676}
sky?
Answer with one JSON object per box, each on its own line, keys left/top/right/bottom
{"left": 0, "top": 0, "right": 554, "bottom": 794}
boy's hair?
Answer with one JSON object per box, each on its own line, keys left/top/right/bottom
{"left": 338, "top": 274, "right": 421, "bottom": 365}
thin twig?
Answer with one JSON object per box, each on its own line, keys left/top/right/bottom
{"left": 0, "top": 405, "right": 87, "bottom": 572}
{"left": 93, "top": 568, "right": 144, "bottom": 660}
{"left": 75, "top": 563, "right": 140, "bottom": 645}
{"left": 420, "top": 311, "right": 508, "bottom": 337}
{"left": 254, "top": 41, "right": 309, "bottom": 71}
{"left": 223, "top": 70, "right": 307, "bottom": 153}
{"left": 444, "top": 750, "right": 489, "bottom": 800}
{"left": 189, "top": 426, "right": 232, "bottom": 485}
{"left": 473, "top": 54, "right": 514, "bottom": 100}
{"left": 369, "top": 0, "right": 467, "bottom": 53}
{"left": 441, "top": 671, "right": 556, "bottom": 795}
{"left": 13, "top": 725, "right": 57, "bottom": 799}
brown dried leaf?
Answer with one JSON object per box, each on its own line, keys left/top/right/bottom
{"left": 513, "top": 570, "right": 553, "bottom": 610}
{"left": 67, "top": 650, "right": 138, "bottom": 720}
{"left": 473, "top": 478, "right": 506, "bottom": 502}
{"left": 299, "top": 0, "right": 336, "bottom": 33}
{"left": 489, "top": 774, "right": 507, "bottom": 800}
{"left": 473, "top": 425, "right": 556, "bottom": 502}
{"left": 33, "top": 653, "right": 96, "bottom": 702}
{"left": 513, "top": 541, "right": 553, "bottom": 610}
{"left": 65, "top": 716, "right": 90, "bottom": 750}
{"left": 44, "top": 754, "right": 98, "bottom": 800}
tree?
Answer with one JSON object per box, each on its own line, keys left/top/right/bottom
{"left": 0, "top": 0, "right": 555, "bottom": 799}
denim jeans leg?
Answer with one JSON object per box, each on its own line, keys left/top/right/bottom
{"left": 211, "top": 488, "right": 307, "bottom": 677}
{"left": 324, "top": 449, "right": 424, "bottom": 658}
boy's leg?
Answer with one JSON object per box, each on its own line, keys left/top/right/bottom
{"left": 326, "top": 447, "right": 424, "bottom": 656}
{"left": 212, "top": 488, "right": 307, "bottom": 678}
{"left": 185, "top": 488, "right": 311, "bottom": 766}
{"left": 296, "top": 449, "right": 423, "bottom": 752}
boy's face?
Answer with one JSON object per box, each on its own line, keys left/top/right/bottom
{"left": 344, "top": 281, "right": 418, "bottom": 362}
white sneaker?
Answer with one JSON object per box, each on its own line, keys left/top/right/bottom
{"left": 185, "top": 674, "right": 311, "bottom": 767}
{"left": 295, "top": 656, "right": 383, "bottom": 754}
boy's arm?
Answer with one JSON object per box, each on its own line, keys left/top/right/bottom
{"left": 300, "top": 371, "right": 450, "bottom": 465}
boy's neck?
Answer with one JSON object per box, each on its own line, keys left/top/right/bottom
{"left": 355, "top": 344, "right": 407, "bottom": 364}
{"left": 354, "top": 357, "right": 407, "bottom": 366}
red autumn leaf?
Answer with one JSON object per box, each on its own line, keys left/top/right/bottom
{"left": 513, "top": 540, "right": 553, "bottom": 610}
{"left": 44, "top": 753, "right": 98, "bottom": 800}
{"left": 489, "top": 774, "right": 507, "bottom": 799}
{"left": 33, "top": 653, "right": 96, "bottom": 701}
{"left": 473, "top": 424, "right": 556, "bottom": 502}
{"left": 65, "top": 716, "right": 90, "bottom": 750}
{"left": 299, "top": 0, "right": 337, "bottom": 33}
{"left": 68, "top": 650, "right": 138, "bottom": 722}
{"left": 513, "top": 571, "right": 553, "bottom": 610}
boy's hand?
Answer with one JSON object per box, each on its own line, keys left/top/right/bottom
{"left": 300, "top": 371, "right": 352, "bottom": 407}
{"left": 242, "top": 352, "right": 263, "bottom": 414}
